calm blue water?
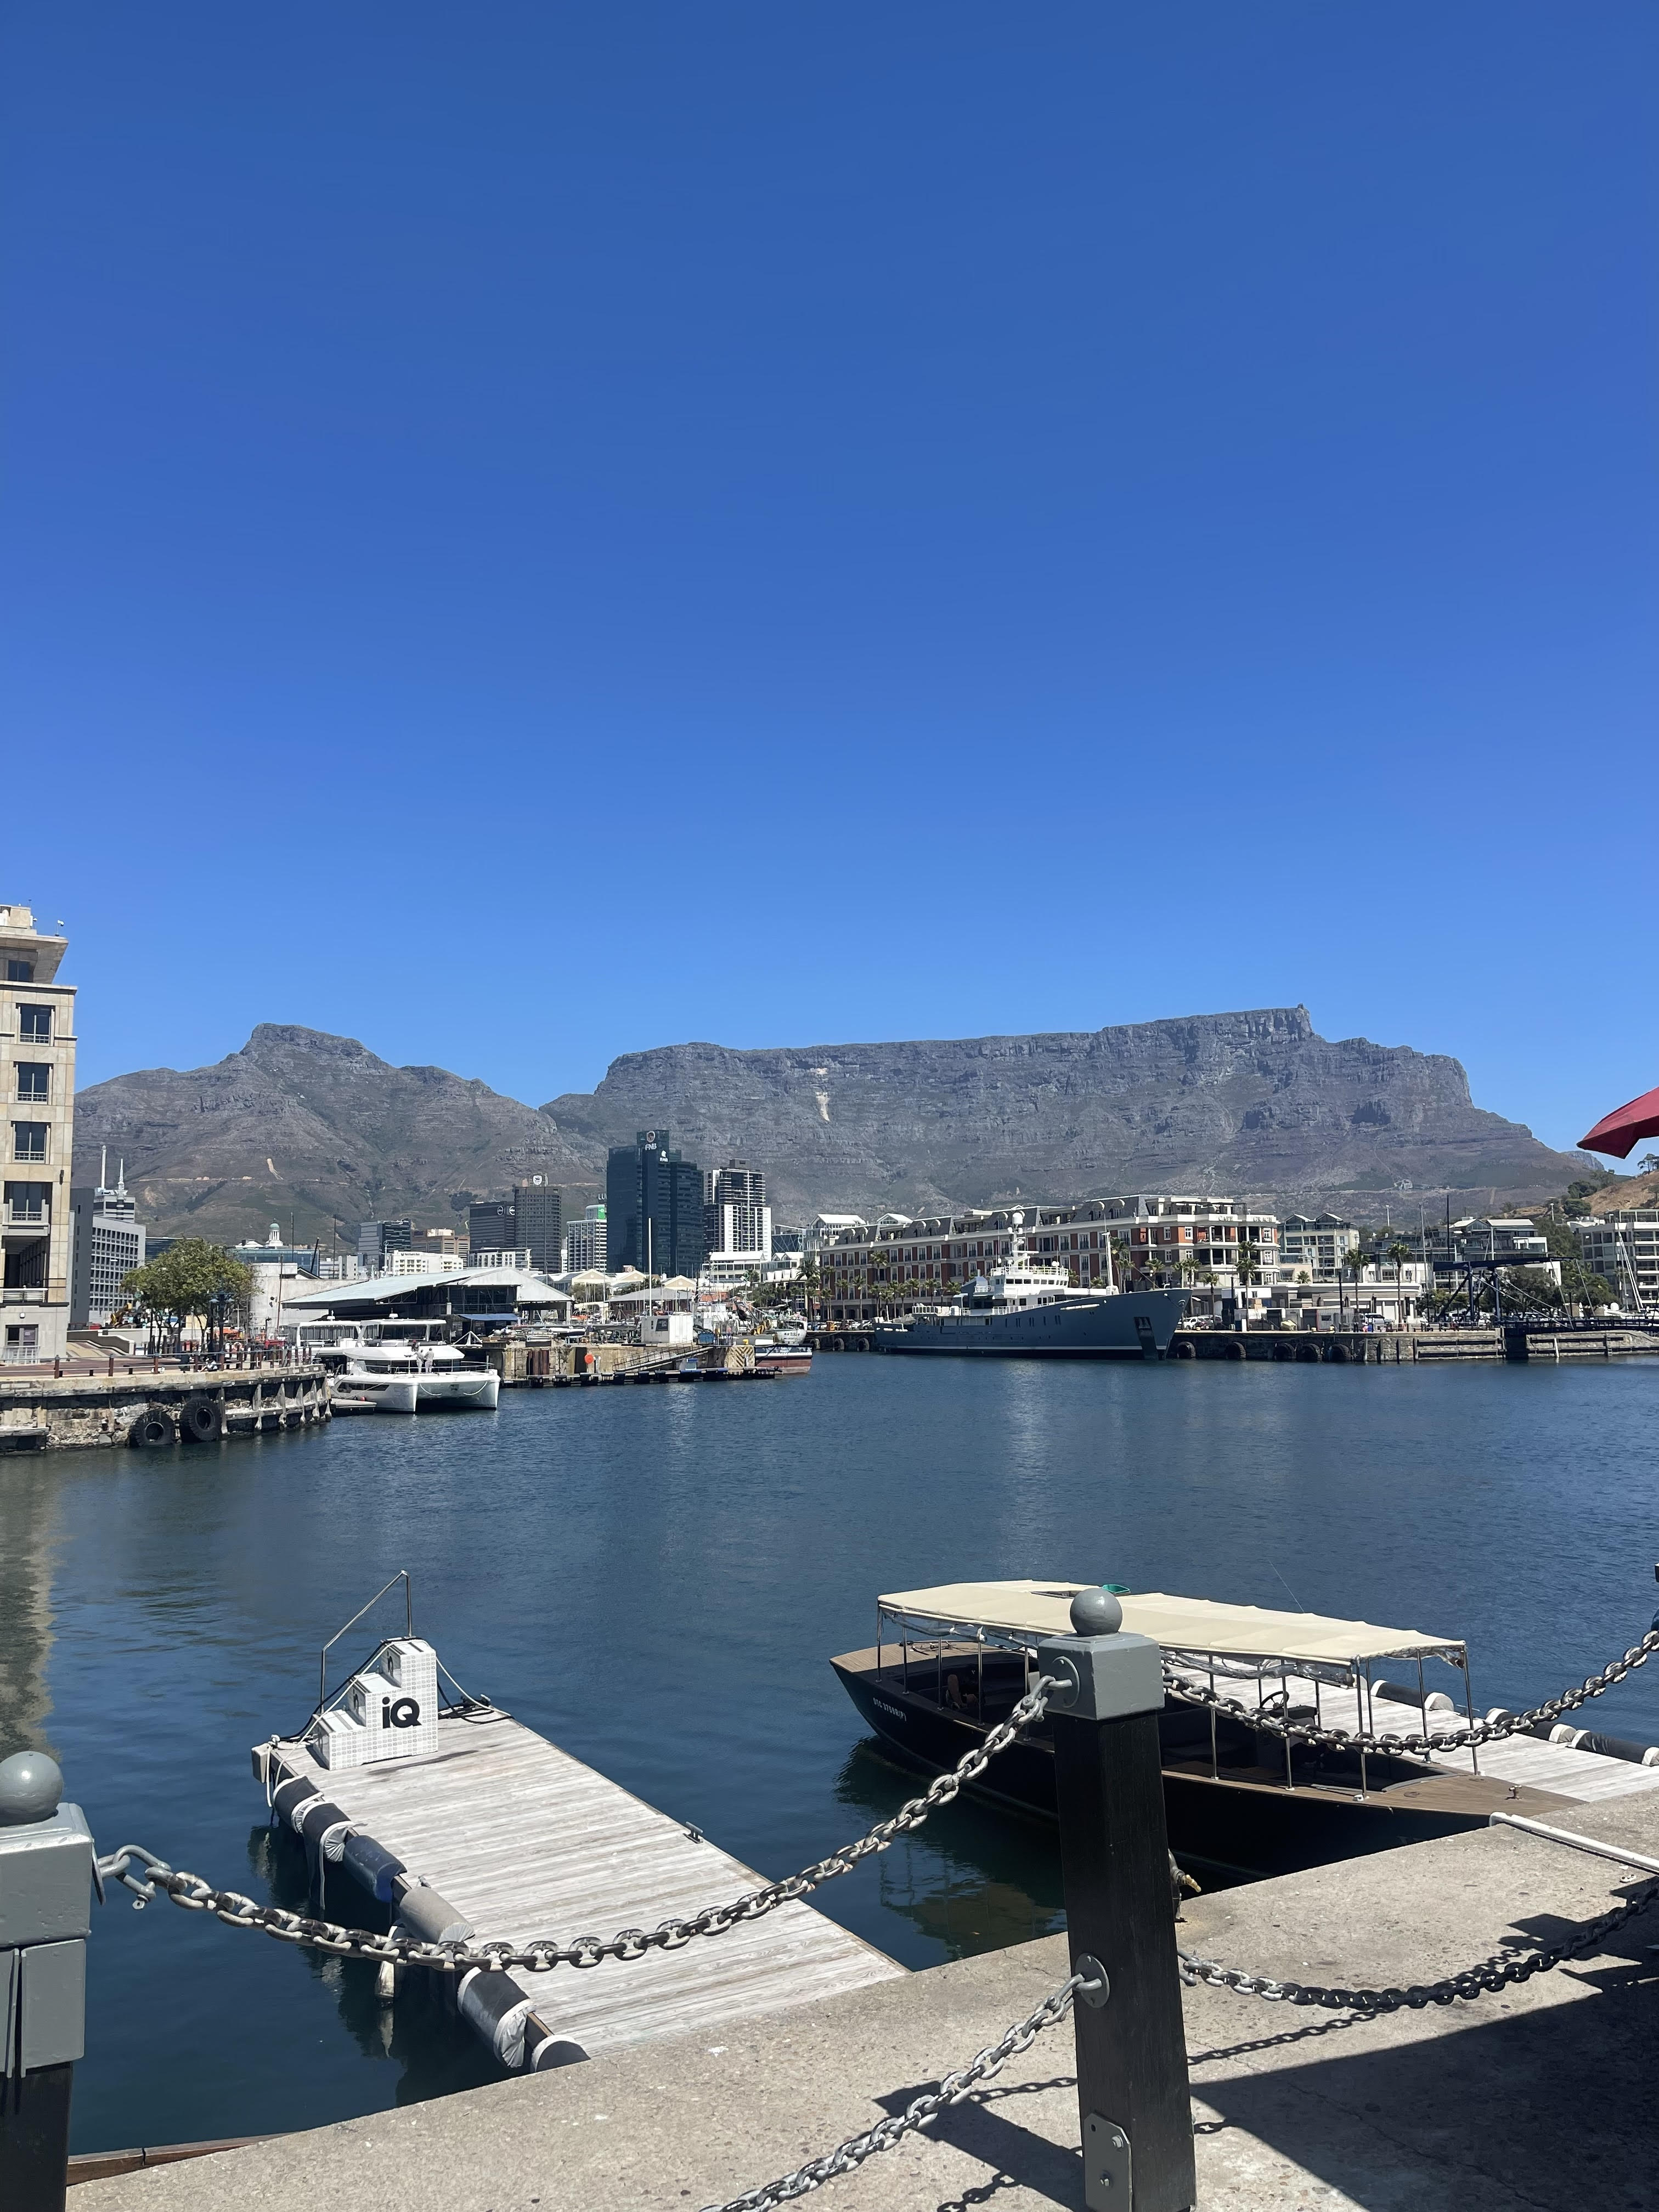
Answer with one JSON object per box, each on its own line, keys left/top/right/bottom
{"left": 2, "top": 1355, "right": 1657, "bottom": 2152}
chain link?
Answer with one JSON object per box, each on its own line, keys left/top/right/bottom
{"left": 697, "top": 1970, "right": 1086, "bottom": 2212}
{"left": 1179, "top": 1876, "right": 1659, "bottom": 2013}
{"left": 1163, "top": 1626, "right": 1659, "bottom": 1758}
{"left": 96, "top": 1675, "right": 1058, "bottom": 1978}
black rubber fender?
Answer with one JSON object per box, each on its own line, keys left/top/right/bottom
{"left": 128, "top": 1407, "right": 177, "bottom": 1449}
{"left": 180, "top": 1392, "right": 223, "bottom": 1442}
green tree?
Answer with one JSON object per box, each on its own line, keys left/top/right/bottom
{"left": 1501, "top": 1266, "right": 1564, "bottom": 1313}
{"left": 123, "top": 1242, "right": 253, "bottom": 1353}
{"left": 1559, "top": 1256, "right": 1615, "bottom": 1310}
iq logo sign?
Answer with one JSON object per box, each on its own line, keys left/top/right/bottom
{"left": 382, "top": 1695, "right": 421, "bottom": 1730}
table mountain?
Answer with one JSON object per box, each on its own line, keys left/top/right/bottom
{"left": 541, "top": 1006, "right": 1587, "bottom": 1223}
{"left": 76, "top": 1008, "right": 1587, "bottom": 1245}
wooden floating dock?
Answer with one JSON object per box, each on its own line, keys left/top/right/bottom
{"left": 1304, "top": 1682, "right": 1659, "bottom": 1804}
{"left": 257, "top": 1707, "right": 904, "bottom": 2063}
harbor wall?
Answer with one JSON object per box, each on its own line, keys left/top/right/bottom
{"left": 0, "top": 1366, "right": 331, "bottom": 1453}
{"left": 809, "top": 1325, "right": 1659, "bottom": 1364}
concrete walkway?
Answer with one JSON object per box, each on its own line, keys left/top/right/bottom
{"left": 77, "top": 1793, "right": 1659, "bottom": 2211}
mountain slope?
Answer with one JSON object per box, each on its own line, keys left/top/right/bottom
{"left": 541, "top": 1006, "right": 1585, "bottom": 1221}
{"left": 76, "top": 1008, "right": 1587, "bottom": 1245}
{"left": 74, "top": 1025, "right": 603, "bottom": 1245}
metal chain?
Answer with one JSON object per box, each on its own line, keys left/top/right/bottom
{"left": 95, "top": 1675, "right": 1058, "bottom": 1978}
{"left": 1180, "top": 1877, "right": 1659, "bottom": 2014}
{"left": 1163, "top": 1626, "right": 1659, "bottom": 1758}
{"left": 697, "top": 1970, "right": 1086, "bottom": 2212}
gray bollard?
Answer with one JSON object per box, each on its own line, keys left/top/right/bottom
{"left": 1036, "top": 1589, "right": 1197, "bottom": 2212}
{"left": 0, "top": 1751, "right": 95, "bottom": 2212}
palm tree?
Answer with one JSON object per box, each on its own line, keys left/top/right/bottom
{"left": 1233, "top": 1244, "right": 1261, "bottom": 1327}
{"left": 1342, "top": 1244, "right": 1365, "bottom": 1324}
{"left": 1385, "top": 1241, "right": 1413, "bottom": 1327}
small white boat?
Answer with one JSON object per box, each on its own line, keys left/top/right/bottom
{"left": 752, "top": 1335, "right": 812, "bottom": 1375}
{"left": 337, "top": 1344, "right": 500, "bottom": 1414}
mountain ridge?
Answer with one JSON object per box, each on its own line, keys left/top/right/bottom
{"left": 539, "top": 1005, "right": 1583, "bottom": 1224}
{"left": 73, "top": 1007, "right": 1588, "bottom": 1244}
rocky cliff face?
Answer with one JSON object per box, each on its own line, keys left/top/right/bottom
{"left": 77, "top": 1008, "right": 1583, "bottom": 1245}
{"left": 542, "top": 1007, "right": 1584, "bottom": 1222}
{"left": 75, "top": 1025, "right": 602, "bottom": 1245}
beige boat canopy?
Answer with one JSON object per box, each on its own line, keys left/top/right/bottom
{"left": 878, "top": 1581, "right": 1465, "bottom": 1668}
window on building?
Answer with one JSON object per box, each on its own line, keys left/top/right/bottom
{"left": 17, "top": 1005, "right": 52, "bottom": 1042}
{"left": 4, "top": 1181, "right": 49, "bottom": 1223}
{"left": 5, "top": 960, "right": 34, "bottom": 982}
{"left": 12, "top": 1123, "right": 48, "bottom": 1164}
{"left": 14, "top": 1063, "right": 48, "bottom": 1103}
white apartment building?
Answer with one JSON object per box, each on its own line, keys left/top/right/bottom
{"left": 381, "top": 1249, "right": 464, "bottom": 1278}
{"left": 707, "top": 1200, "right": 772, "bottom": 1260}
{"left": 816, "top": 1196, "right": 1281, "bottom": 1323}
{"left": 69, "top": 1156, "right": 146, "bottom": 1328}
{"left": 2, "top": 905, "right": 76, "bottom": 1364}
{"left": 1575, "top": 1212, "right": 1659, "bottom": 1312}
{"left": 563, "top": 1204, "right": 608, "bottom": 1273}
{"left": 1278, "top": 1214, "right": 1361, "bottom": 1276}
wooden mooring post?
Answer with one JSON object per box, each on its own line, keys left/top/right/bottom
{"left": 1037, "top": 1592, "right": 1197, "bottom": 2212}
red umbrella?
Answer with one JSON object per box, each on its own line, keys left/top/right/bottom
{"left": 1578, "top": 1085, "right": 1659, "bottom": 1159}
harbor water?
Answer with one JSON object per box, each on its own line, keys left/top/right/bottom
{"left": 2, "top": 1355, "right": 1657, "bottom": 2153}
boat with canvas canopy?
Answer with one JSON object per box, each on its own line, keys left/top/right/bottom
{"left": 831, "top": 1578, "right": 1578, "bottom": 1881}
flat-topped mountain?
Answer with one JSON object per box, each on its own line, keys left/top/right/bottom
{"left": 542, "top": 1007, "right": 1585, "bottom": 1223}
{"left": 76, "top": 1008, "right": 1586, "bottom": 1244}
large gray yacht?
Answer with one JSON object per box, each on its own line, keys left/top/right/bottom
{"left": 875, "top": 1214, "right": 1188, "bottom": 1358}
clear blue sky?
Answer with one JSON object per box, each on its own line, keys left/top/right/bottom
{"left": 4, "top": 5, "right": 1654, "bottom": 1150}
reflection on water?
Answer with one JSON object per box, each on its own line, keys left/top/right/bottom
{"left": 249, "top": 1821, "right": 501, "bottom": 2100}
{"left": 0, "top": 1458, "right": 60, "bottom": 1760}
{"left": 834, "top": 1739, "right": 1065, "bottom": 1957}
{"left": 4, "top": 1356, "right": 1655, "bottom": 2153}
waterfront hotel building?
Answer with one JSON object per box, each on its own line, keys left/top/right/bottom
{"left": 1, "top": 904, "right": 77, "bottom": 1364}
{"left": 816, "top": 1196, "right": 1281, "bottom": 1323}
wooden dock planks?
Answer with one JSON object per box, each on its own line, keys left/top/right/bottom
{"left": 265, "top": 1711, "right": 905, "bottom": 2058}
{"left": 1234, "top": 1678, "right": 1659, "bottom": 1807}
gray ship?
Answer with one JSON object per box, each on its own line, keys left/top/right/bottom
{"left": 875, "top": 1215, "right": 1188, "bottom": 1359}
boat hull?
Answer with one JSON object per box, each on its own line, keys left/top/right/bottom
{"left": 754, "top": 1346, "right": 812, "bottom": 1375}
{"left": 830, "top": 1650, "right": 1568, "bottom": 1883}
{"left": 877, "top": 1288, "right": 1188, "bottom": 1359}
{"left": 368, "top": 1372, "right": 500, "bottom": 1413}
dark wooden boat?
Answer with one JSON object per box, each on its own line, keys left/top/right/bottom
{"left": 832, "top": 1580, "right": 1572, "bottom": 1883}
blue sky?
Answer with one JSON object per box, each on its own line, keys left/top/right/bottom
{"left": 4, "top": 5, "right": 1654, "bottom": 1150}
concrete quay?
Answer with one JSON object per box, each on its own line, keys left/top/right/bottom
{"left": 0, "top": 1364, "right": 330, "bottom": 1452}
{"left": 810, "top": 1324, "right": 1659, "bottom": 1364}
{"left": 75, "top": 1791, "right": 1658, "bottom": 2210}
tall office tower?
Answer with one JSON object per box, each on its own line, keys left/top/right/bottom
{"left": 606, "top": 1130, "right": 706, "bottom": 1278}
{"left": 467, "top": 1198, "right": 516, "bottom": 1259}
{"left": 704, "top": 1159, "right": 769, "bottom": 1260}
{"left": 357, "top": 1218, "right": 412, "bottom": 1274}
{"left": 513, "top": 1177, "right": 563, "bottom": 1271}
